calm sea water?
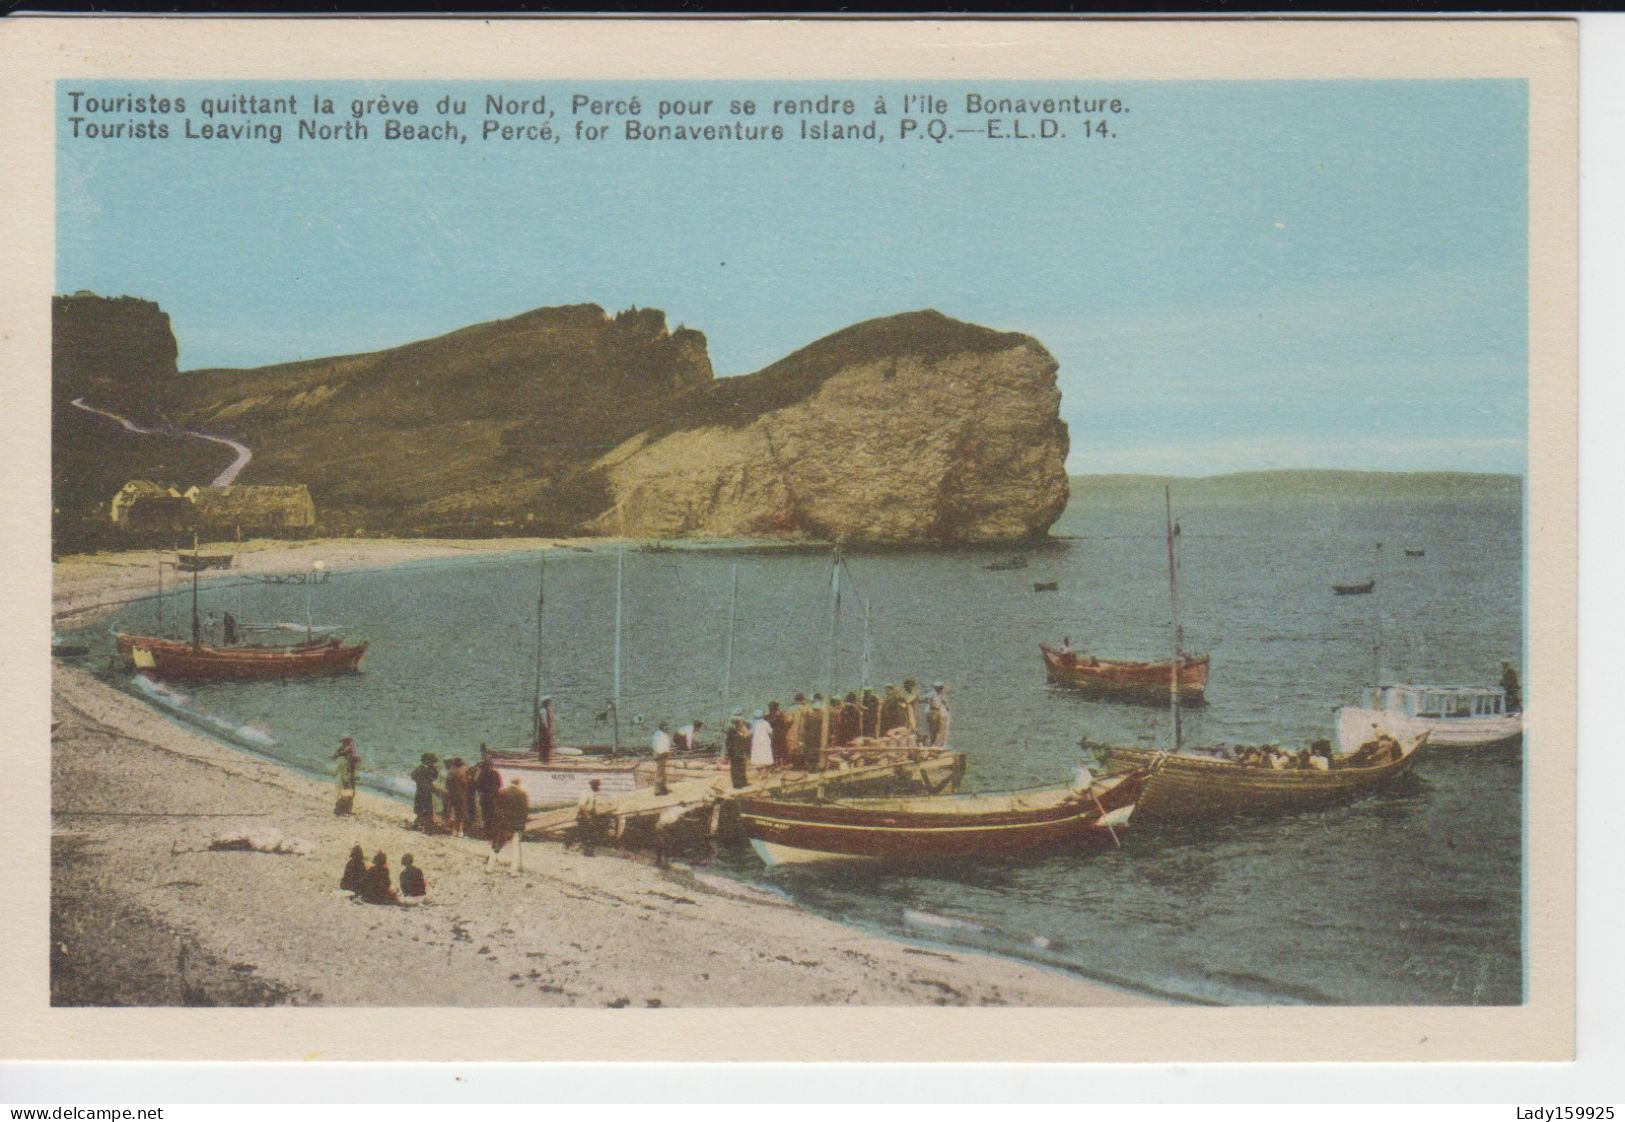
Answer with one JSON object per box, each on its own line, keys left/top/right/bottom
{"left": 80, "top": 485, "right": 1524, "bottom": 1006}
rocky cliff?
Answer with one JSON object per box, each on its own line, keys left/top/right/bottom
{"left": 586, "top": 311, "right": 1070, "bottom": 543}
{"left": 52, "top": 294, "right": 226, "bottom": 537}
{"left": 54, "top": 299, "right": 1070, "bottom": 545}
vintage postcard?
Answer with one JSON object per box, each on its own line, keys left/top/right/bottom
{"left": 0, "top": 18, "right": 1576, "bottom": 1063}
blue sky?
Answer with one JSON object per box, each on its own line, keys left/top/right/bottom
{"left": 57, "top": 80, "right": 1527, "bottom": 475}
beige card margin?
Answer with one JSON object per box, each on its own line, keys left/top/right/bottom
{"left": 0, "top": 17, "right": 1577, "bottom": 1064}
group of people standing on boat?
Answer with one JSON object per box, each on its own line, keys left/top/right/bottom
{"left": 642, "top": 678, "right": 953, "bottom": 782}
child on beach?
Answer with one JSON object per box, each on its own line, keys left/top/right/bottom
{"left": 339, "top": 844, "right": 366, "bottom": 893}
{"left": 399, "top": 853, "right": 427, "bottom": 903}
{"left": 333, "top": 738, "right": 360, "bottom": 815}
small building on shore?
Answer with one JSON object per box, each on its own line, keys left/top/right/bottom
{"left": 109, "top": 481, "right": 317, "bottom": 537}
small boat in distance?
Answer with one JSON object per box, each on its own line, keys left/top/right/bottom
{"left": 1404, "top": 548, "right": 1425, "bottom": 558}
{"left": 739, "top": 769, "right": 1145, "bottom": 866}
{"left": 1041, "top": 645, "right": 1210, "bottom": 704}
{"left": 984, "top": 555, "right": 1028, "bottom": 571}
{"left": 1336, "top": 683, "right": 1522, "bottom": 751}
{"left": 1032, "top": 580, "right": 1059, "bottom": 593}
{"left": 1334, "top": 542, "right": 1382, "bottom": 594}
{"left": 1098, "top": 732, "right": 1427, "bottom": 823}
{"left": 175, "top": 553, "right": 233, "bottom": 572}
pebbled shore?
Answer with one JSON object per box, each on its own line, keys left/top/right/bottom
{"left": 50, "top": 538, "right": 1157, "bottom": 1009}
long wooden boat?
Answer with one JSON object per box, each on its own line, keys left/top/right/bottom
{"left": 491, "top": 743, "right": 965, "bottom": 812}
{"left": 1337, "top": 684, "right": 1521, "bottom": 751}
{"left": 1098, "top": 731, "right": 1427, "bottom": 824}
{"left": 126, "top": 635, "right": 367, "bottom": 680}
{"left": 1041, "top": 644, "right": 1209, "bottom": 704}
{"left": 1333, "top": 579, "right": 1376, "bottom": 596}
{"left": 739, "top": 769, "right": 1145, "bottom": 866}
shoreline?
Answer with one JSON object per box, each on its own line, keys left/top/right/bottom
{"left": 50, "top": 540, "right": 1161, "bottom": 1009}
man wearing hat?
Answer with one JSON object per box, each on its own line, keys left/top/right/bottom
{"left": 927, "top": 682, "right": 952, "bottom": 747}
{"left": 786, "top": 693, "right": 811, "bottom": 761}
{"left": 725, "top": 708, "right": 751, "bottom": 788}
{"left": 487, "top": 774, "right": 530, "bottom": 874}
{"left": 410, "top": 752, "right": 441, "bottom": 832}
{"left": 332, "top": 737, "right": 360, "bottom": 816}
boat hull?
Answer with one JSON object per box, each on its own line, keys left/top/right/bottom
{"left": 1101, "top": 735, "right": 1425, "bottom": 823}
{"left": 127, "top": 636, "right": 367, "bottom": 680}
{"left": 739, "top": 771, "right": 1144, "bottom": 865}
{"left": 1040, "top": 645, "right": 1209, "bottom": 704}
{"left": 1336, "top": 706, "right": 1522, "bottom": 751}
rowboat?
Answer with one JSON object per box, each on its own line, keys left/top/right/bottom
{"left": 739, "top": 768, "right": 1144, "bottom": 866}
{"left": 128, "top": 635, "right": 367, "bottom": 680}
{"left": 1032, "top": 580, "right": 1059, "bottom": 592}
{"left": 984, "top": 555, "right": 1028, "bottom": 571}
{"left": 1040, "top": 644, "right": 1210, "bottom": 704}
{"left": 1404, "top": 548, "right": 1425, "bottom": 558}
{"left": 1098, "top": 731, "right": 1427, "bottom": 823}
{"left": 1333, "top": 579, "right": 1375, "bottom": 596}
{"left": 1336, "top": 684, "right": 1522, "bottom": 751}
{"left": 174, "top": 553, "right": 233, "bottom": 572}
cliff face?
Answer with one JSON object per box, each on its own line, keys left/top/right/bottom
{"left": 587, "top": 311, "right": 1070, "bottom": 544}
{"left": 52, "top": 294, "right": 226, "bottom": 536}
{"left": 54, "top": 299, "right": 1070, "bottom": 546}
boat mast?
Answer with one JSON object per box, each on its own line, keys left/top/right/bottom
{"left": 611, "top": 545, "right": 624, "bottom": 756}
{"left": 860, "top": 595, "right": 872, "bottom": 692}
{"left": 532, "top": 558, "right": 545, "bottom": 750}
{"left": 157, "top": 555, "right": 164, "bottom": 636}
{"left": 821, "top": 546, "right": 842, "bottom": 766}
{"left": 1164, "top": 485, "right": 1183, "bottom": 750}
{"left": 721, "top": 562, "right": 738, "bottom": 709}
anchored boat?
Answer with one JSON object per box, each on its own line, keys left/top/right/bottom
{"left": 1041, "top": 645, "right": 1210, "bottom": 704}
{"left": 118, "top": 551, "right": 365, "bottom": 681}
{"left": 1336, "top": 684, "right": 1522, "bottom": 751}
{"left": 739, "top": 767, "right": 1143, "bottom": 866}
{"left": 1099, "top": 732, "right": 1427, "bottom": 823}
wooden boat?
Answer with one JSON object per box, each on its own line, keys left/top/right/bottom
{"left": 118, "top": 553, "right": 364, "bottom": 680}
{"left": 1098, "top": 732, "right": 1427, "bottom": 823}
{"left": 1337, "top": 684, "right": 1522, "bottom": 751}
{"left": 128, "top": 635, "right": 367, "bottom": 680}
{"left": 1404, "top": 548, "right": 1425, "bottom": 558}
{"left": 1041, "top": 644, "right": 1209, "bottom": 704}
{"left": 495, "top": 742, "right": 964, "bottom": 813}
{"left": 1032, "top": 580, "right": 1059, "bottom": 592}
{"left": 984, "top": 555, "right": 1028, "bottom": 571}
{"left": 175, "top": 552, "right": 233, "bottom": 572}
{"left": 1333, "top": 579, "right": 1375, "bottom": 596}
{"left": 739, "top": 768, "right": 1144, "bottom": 866}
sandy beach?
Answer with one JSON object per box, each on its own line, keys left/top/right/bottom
{"left": 50, "top": 537, "right": 1157, "bottom": 1009}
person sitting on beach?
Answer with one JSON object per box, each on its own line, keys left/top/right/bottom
{"left": 574, "top": 779, "right": 605, "bottom": 857}
{"left": 339, "top": 844, "right": 367, "bottom": 894}
{"left": 360, "top": 851, "right": 399, "bottom": 905}
{"left": 399, "top": 854, "right": 426, "bottom": 902}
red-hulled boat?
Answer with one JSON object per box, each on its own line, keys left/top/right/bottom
{"left": 117, "top": 550, "right": 366, "bottom": 680}
{"left": 739, "top": 769, "right": 1145, "bottom": 866}
{"left": 127, "top": 634, "right": 367, "bottom": 680}
{"left": 1040, "top": 644, "right": 1209, "bottom": 704}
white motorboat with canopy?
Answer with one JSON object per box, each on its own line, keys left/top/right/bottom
{"left": 1336, "top": 683, "right": 1522, "bottom": 751}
